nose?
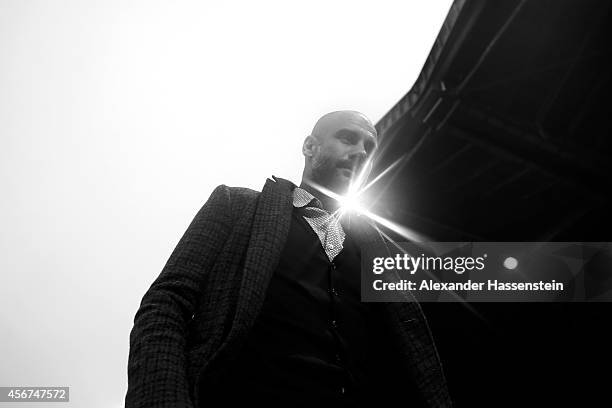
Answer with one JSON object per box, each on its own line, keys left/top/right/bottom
{"left": 350, "top": 145, "right": 367, "bottom": 165}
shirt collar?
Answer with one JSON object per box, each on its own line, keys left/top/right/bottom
{"left": 292, "top": 187, "right": 323, "bottom": 209}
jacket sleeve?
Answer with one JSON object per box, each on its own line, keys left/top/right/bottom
{"left": 125, "top": 185, "right": 233, "bottom": 408}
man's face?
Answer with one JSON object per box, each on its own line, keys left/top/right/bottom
{"left": 308, "top": 114, "right": 377, "bottom": 194}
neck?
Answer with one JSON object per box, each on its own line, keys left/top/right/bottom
{"left": 299, "top": 179, "right": 341, "bottom": 213}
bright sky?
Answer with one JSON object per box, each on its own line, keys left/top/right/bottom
{"left": 0, "top": 1, "right": 452, "bottom": 406}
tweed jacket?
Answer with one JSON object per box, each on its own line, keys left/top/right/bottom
{"left": 125, "top": 176, "right": 452, "bottom": 408}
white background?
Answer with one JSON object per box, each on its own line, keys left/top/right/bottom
{"left": 0, "top": 1, "right": 452, "bottom": 406}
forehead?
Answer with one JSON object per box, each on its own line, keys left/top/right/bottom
{"left": 334, "top": 125, "right": 378, "bottom": 143}
{"left": 320, "top": 114, "right": 377, "bottom": 140}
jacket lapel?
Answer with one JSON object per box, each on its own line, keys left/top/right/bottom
{"left": 229, "top": 176, "right": 295, "bottom": 340}
{"left": 349, "top": 215, "right": 450, "bottom": 405}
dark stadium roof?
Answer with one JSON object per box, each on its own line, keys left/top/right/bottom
{"left": 372, "top": 0, "right": 612, "bottom": 241}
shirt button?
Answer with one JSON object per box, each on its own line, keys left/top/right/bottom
{"left": 327, "top": 244, "right": 334, "bottom": 250}
{"left": 331, "top": 320, "right": 338, "bottom": 329}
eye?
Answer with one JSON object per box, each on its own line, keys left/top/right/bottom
{"left": 339, "top": 133, "right": 356, "bottom": 144}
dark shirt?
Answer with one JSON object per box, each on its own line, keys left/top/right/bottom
{"left": 206, "top": 206, "right": 376, "bottom": 407}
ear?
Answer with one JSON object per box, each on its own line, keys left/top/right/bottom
{"left": 302, "top": 135, "right": 319, "bottom": 158}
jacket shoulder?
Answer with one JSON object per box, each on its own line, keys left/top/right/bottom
{"left": 210, "top": 185, "right": 260, "bottom": 221}
{"left": 226, "top": 185, "right": 260, "bottom": 201}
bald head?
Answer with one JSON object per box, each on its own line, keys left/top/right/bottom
{"left": 310, "top": 110, "right": 376, "bottom": 142}
{"left": 301, "top": 110, "right": 378, "bottom": 195}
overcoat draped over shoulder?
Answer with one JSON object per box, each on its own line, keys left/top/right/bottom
{"left": 125, "top": 176, "right": 452, "bottom": 408}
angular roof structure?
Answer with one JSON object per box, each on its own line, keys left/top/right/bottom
{"left": 372, "top": 0, "right": 611, "bottom": 241}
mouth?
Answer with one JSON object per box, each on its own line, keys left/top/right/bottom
{"left": 338, "top": 160, "right": 358, "bottom": 170}
{"left": 337, "top": 165, "right": 354, "bottom": 176}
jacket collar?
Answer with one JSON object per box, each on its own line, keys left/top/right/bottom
{"left": 228, "top": 176, "right": 295, "bottom": 342}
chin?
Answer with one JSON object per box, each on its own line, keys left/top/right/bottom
{"left": 308, "top": 169, "right": 351, "bottom": 195}
{"left": 329, "top": 177, "right": 351, "bottom": 195}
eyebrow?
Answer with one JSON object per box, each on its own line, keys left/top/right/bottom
{"left": 335, "top": 128, "right": 378, "bottom": 152}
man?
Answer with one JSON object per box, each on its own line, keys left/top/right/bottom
{"left": 125, "top": 111, "right": 451, "bottom": 407}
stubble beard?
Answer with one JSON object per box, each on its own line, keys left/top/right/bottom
{"left": 310, "top": 154, "right": 349, "bottom": 195}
